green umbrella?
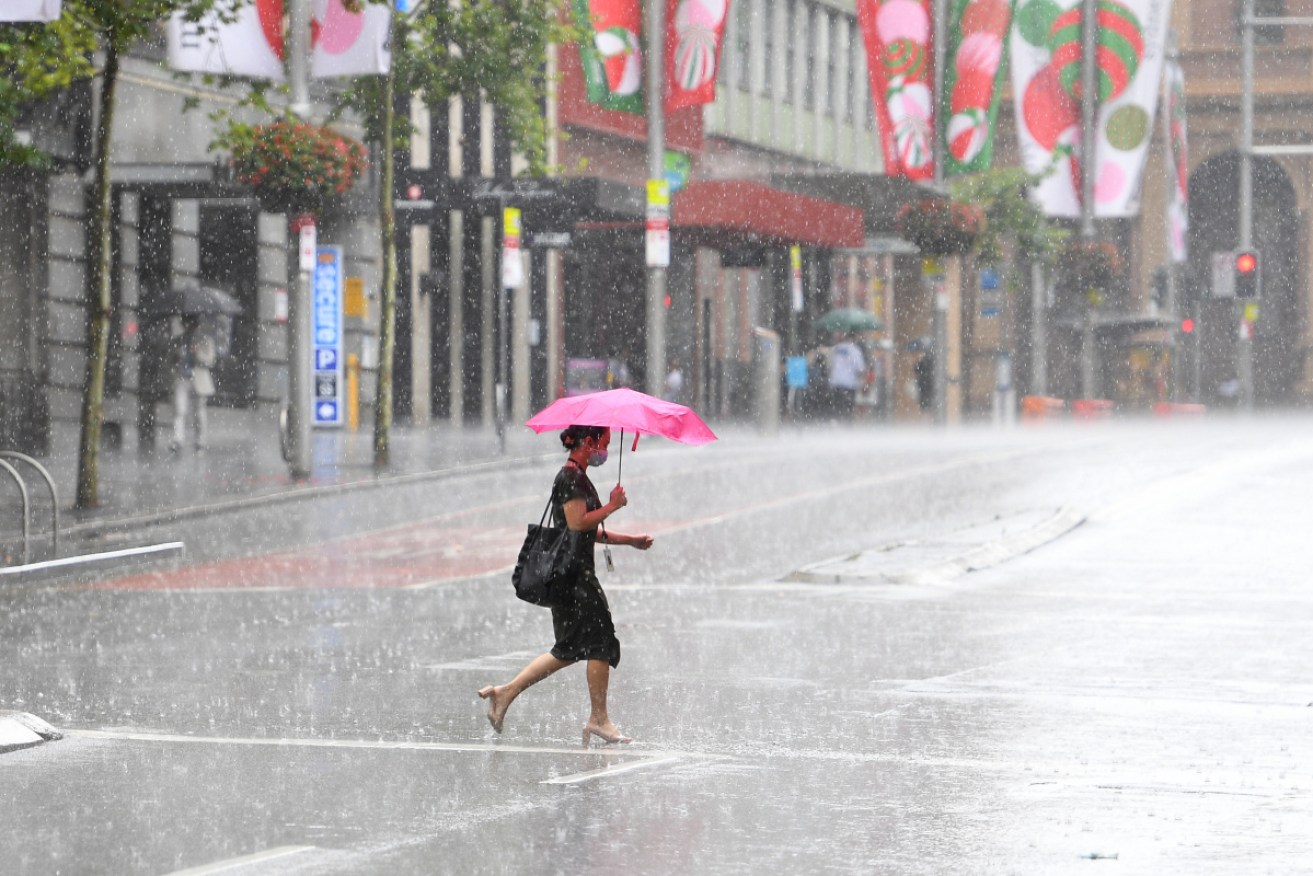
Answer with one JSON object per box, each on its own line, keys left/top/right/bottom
{"left": 815, "top": 307, "right": 883, "bottom": 334}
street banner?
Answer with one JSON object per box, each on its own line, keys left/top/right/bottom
{"left": 1165, "top": 55, "right": 1188, "bottom": 262}
{"left": 942, "top": 0, "right": 1015, "bottom": 176}
{"left": 665, "top": 0, "right": 731, "bottom": 112}
{"left": 1, "top": 0, "right": 60, "bottom": 21}
{"left": 1010, "top": 0, "right": 1173, "bottom": 217}
{"left": 312, "top": 245, "right": 345, "bottom": 428}
{"left": 311, "top": 0, "right": 392, "bottom": 78}
{"left": 168, "top": 0, "right": 390, "bottom": 81}
{"left": 168, "top": 1, "right": 285, "bottom": 80}
{"left": 856, "top": 0, "right": 936, "bottom": 181}
{"left": 574, "top": 0, "right": 646, "bottom": 115}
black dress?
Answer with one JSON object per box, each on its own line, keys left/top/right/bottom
{"left": 548, "top": 463, "right": 621, "bottom": 668}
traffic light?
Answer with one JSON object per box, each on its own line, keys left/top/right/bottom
{"left": 1234, "top": 250, "right": 1261, "bottom": 299}
{"left": 1180, "top": 317, "right": 1195, "bottom": 334}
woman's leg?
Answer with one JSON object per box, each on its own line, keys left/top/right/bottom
{"left": 478, "top": 651, "right": 573, "bottom": 733}
{"left": 583, "top": 660, "right": 629, "bottom": 742}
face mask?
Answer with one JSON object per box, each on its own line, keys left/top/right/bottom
{"left": 588, "top": 449, "right": 609, "bottom": 467}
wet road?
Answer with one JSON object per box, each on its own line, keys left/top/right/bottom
{"left": 2, "top": 418, "right": 1310, "bottom": 874}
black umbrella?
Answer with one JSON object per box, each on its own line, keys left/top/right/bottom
{"left": 145, "top": 282, "right": 242, "bottom": 316}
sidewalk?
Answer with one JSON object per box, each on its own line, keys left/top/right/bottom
{"left": 5, "top": 407, "right": 559, "bottom": 562}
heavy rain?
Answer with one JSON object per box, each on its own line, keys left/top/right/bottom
{"left": 2, "top": 0, "right": 1312, "bottom": 874}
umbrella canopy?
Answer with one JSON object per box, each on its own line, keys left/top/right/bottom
{"left": 145, "top": 283, "right": 243, "bottom": 317}
{"left": 526, "top": 388, "right": 716, "bottom": 445}
{"left": 815, "top": 307, "right": 883, "bottom": 334}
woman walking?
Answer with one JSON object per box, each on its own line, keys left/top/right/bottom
{"left": 479, "top": 425, "right": 654, "bottom": 744}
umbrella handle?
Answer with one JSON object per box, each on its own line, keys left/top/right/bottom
{"left": 617, "top": 429, "right": 623, "bottom": 485}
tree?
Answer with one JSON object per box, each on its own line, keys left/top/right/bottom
{"left": 2, "top": 1, "right": 222, "bottom": 508}
{"left": 949, "top": 166, "right": 1068, "bottom": 269}
{"left": 332, "top": 0, "right": 570, "bottom": 467}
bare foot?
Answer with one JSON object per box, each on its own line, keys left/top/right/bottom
{"left": 477, "top": 686, "right": 507, "bottom": 733}
{"left": 583, "top": 720, "right": 632, "bottom": 745}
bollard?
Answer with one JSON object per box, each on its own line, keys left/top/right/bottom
{"left": 346, "top": 353, "right": 360, "bottom": 431}
{"left": 1020, "top": 395, "right": 1065, "bottom": 422}
{"left": 1071, "top": 399, "right": 1114, "bottom": 421}
{"left": 1152, "top": 402, "right": 1206, "bottom": 418}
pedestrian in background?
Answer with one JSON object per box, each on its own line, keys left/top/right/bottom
{"left": 479, "top": 425, "right": 654, "bottom": 745}
{"left": 828, "top": 331, "right": 866, "bottom": 421}
{"left": 171, "top": 315, "right": 217, "bottom": 452}
{"left": 664, "top": 357, "right": 684, "bottom": 403}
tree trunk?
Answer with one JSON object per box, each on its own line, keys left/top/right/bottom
{"left": 75, "top": 42, "right": 120, "bottom": 510}
{"left": 373, "top": 25, "right": 398, "bottom": 469}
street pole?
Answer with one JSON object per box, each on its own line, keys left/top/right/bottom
{"left": 1030, "top": 261, "right": 1048, "bottom": 396}
{"left": 1239, "top": 0, "right": 1256, "bottom": 412}
{"left": 931, "top": 0, "right": 948, "bottom": 426}
{"left": 1078, "top": 0, "right": 1098, "bottom": 401}
{"left": 645, "top": 0, "right": 667, "bottom": 398}
{"left": 1162, "top": 30, "right": 1181, "bottom": 399}
{"left": 285, "top": 0, "right": 313, "bottom": 479}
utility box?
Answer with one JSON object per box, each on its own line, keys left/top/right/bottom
{"left": 752, "top": 327, "right": 781, "bottom": 434}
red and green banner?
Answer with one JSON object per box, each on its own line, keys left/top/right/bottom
{"left": 1165, "top": 56, "right": 1188, "bottom": 262}
{"left": 856, "top": 0, "right": 935, "bottom": 181}
{"left": 1010, "top": 0, "right": 1173, "bottom": 217}
{"left": 942, "top": 0, "right": 1015, "bottom": 176}
{"left": 665, "top": 0, "right": 731, "bottom": 112}
{"left": 574, "top": 0, "right": 646, "bottom": 115}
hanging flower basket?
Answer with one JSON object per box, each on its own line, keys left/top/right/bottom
{"left": 895, "top": 198, "right": 984, "bottom": 257}
{"left": 1057, "top": 239, "right": 1123, "bottom": 290}
{"left": 226, "top": 119, "right": 368, "bottom": 216}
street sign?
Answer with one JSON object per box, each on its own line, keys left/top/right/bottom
{"left": 1211, "top": 250, "right": 1235, "bottom": 298}
{"left": 789, "top": 245, "right": 804, "bottom": 313}
{"left": 312, "top": 246, "right": 344, "bottom": 428}
{"left": 664, "top": 150, "right": 692, "bottom": 194}
{"left": 501, "top": 207, "right": 524, "bottom": 288}
{"left": 979, "top": 267, "right": 1002, "bottom": 317}
{"left": 646, "top": 179, "right": 671, "bottom": 268}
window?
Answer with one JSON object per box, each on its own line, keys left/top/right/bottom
{"left": 784, "top": 0, "right": 797, "bottom": 103}
{"left": 762, "top": 0, "right": 775, "bottom": 97}
{"left": 731, "top": 0, "right": 751, "bottom": 90}
{"left": 801, "top": 3, "right": 816, "bottom": 110}
{"left": 1240, "top": 0, "right": 1286, "bottom": 44}
{"left": 826, "top": 10, "right": 840, "bottom": 117}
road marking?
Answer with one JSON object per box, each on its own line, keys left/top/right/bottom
{"left": 163, "top": 845, "right": 316, "bottom": 875}
{"left": 541, "top": 754, "right": 684, "bottom": 785}
{"left": 68, "top": 728, "right": 689, "bottom": 762}
{"left": 0, "top": 542, "right": 185, "bottom": 578}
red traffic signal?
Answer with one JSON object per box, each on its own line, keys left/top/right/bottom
{"left": 1180, "top": 318, "right": 1195, "bottom": 334}
{"left": 1234, "top": 250, "right": 1261, "bottom": 298}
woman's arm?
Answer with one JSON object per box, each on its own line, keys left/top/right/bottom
{"left": 562, "top": 482, "right": 626, "bottom": 532}
{"left": 600, "top": 531, "right": 654, "bottom": 550}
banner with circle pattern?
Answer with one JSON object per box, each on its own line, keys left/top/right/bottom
{"left": 1009, "top": 0, "right": 1173, "bottom": 217}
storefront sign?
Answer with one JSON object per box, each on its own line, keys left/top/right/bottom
{"left": 312, "top": 246, "right": 345, "bottom": 428}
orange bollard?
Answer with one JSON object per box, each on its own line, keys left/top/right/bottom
{"left": 1021, "top": 396, "right": 1066, "bottom": 422}
{"left": 1071, "top": 399, "right": 1114, "bottom": 420}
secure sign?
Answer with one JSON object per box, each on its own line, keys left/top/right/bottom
{"left": 313, "top": 246, "right": 345, "bottom": 428}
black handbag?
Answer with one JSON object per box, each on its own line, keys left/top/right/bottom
{"left": 511, "top": 496, "right": 583, "bottom": 606}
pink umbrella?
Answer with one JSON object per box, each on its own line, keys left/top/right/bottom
{"left": 525, "top": 387, "right": 717, "bottom": 480}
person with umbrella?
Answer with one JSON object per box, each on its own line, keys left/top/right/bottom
{"left": 479, "top": 425, "right": 654, "bottom": 745}
{"left": 170, "top": 315, "right": 219, "bottom": 452}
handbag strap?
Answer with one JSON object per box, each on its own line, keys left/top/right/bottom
{"left": 535, "top": 478, "right": 607, "bottom": 543}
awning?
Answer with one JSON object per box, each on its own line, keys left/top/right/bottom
{"left": 673, "top": 181, "right": 864, "bottom": 249}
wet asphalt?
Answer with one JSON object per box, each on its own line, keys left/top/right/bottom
{"left": 1, "top": 417, "right": 1310, "bottom": 875}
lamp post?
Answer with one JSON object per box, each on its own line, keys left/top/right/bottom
{"left": 284, "top": 0, "right": 313, "bottom": 479}
{"left": 931, "top": 0, "right": 949, "bottom": 425}
{"left": 645, "top": 0, "right": 668, "bottom": 398}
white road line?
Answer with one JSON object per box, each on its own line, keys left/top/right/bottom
{"left": 1, "top": 542, "right": 185, "bottom": 577}
{"left": 540, "top": 754, "right": 684, "bottom": 785}
{"left": 163, "top": 845, "right": 316, "bottom": 875}
{"left": 67, "top": 728, "right": 688, "bottom": 761}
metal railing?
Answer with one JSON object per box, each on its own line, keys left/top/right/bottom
{"left": 0, "top": 451, "right": 58, "bottom": 566}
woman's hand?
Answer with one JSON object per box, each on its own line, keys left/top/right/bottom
{"left": 617, "top": 530, "right": 653, "bottom": 551}
{"left": 608, "top": 484, "right": 628, "bottom": 510}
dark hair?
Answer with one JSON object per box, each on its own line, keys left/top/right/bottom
{"left": 560, "top": 425, "right": 606, "bottom": 449}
